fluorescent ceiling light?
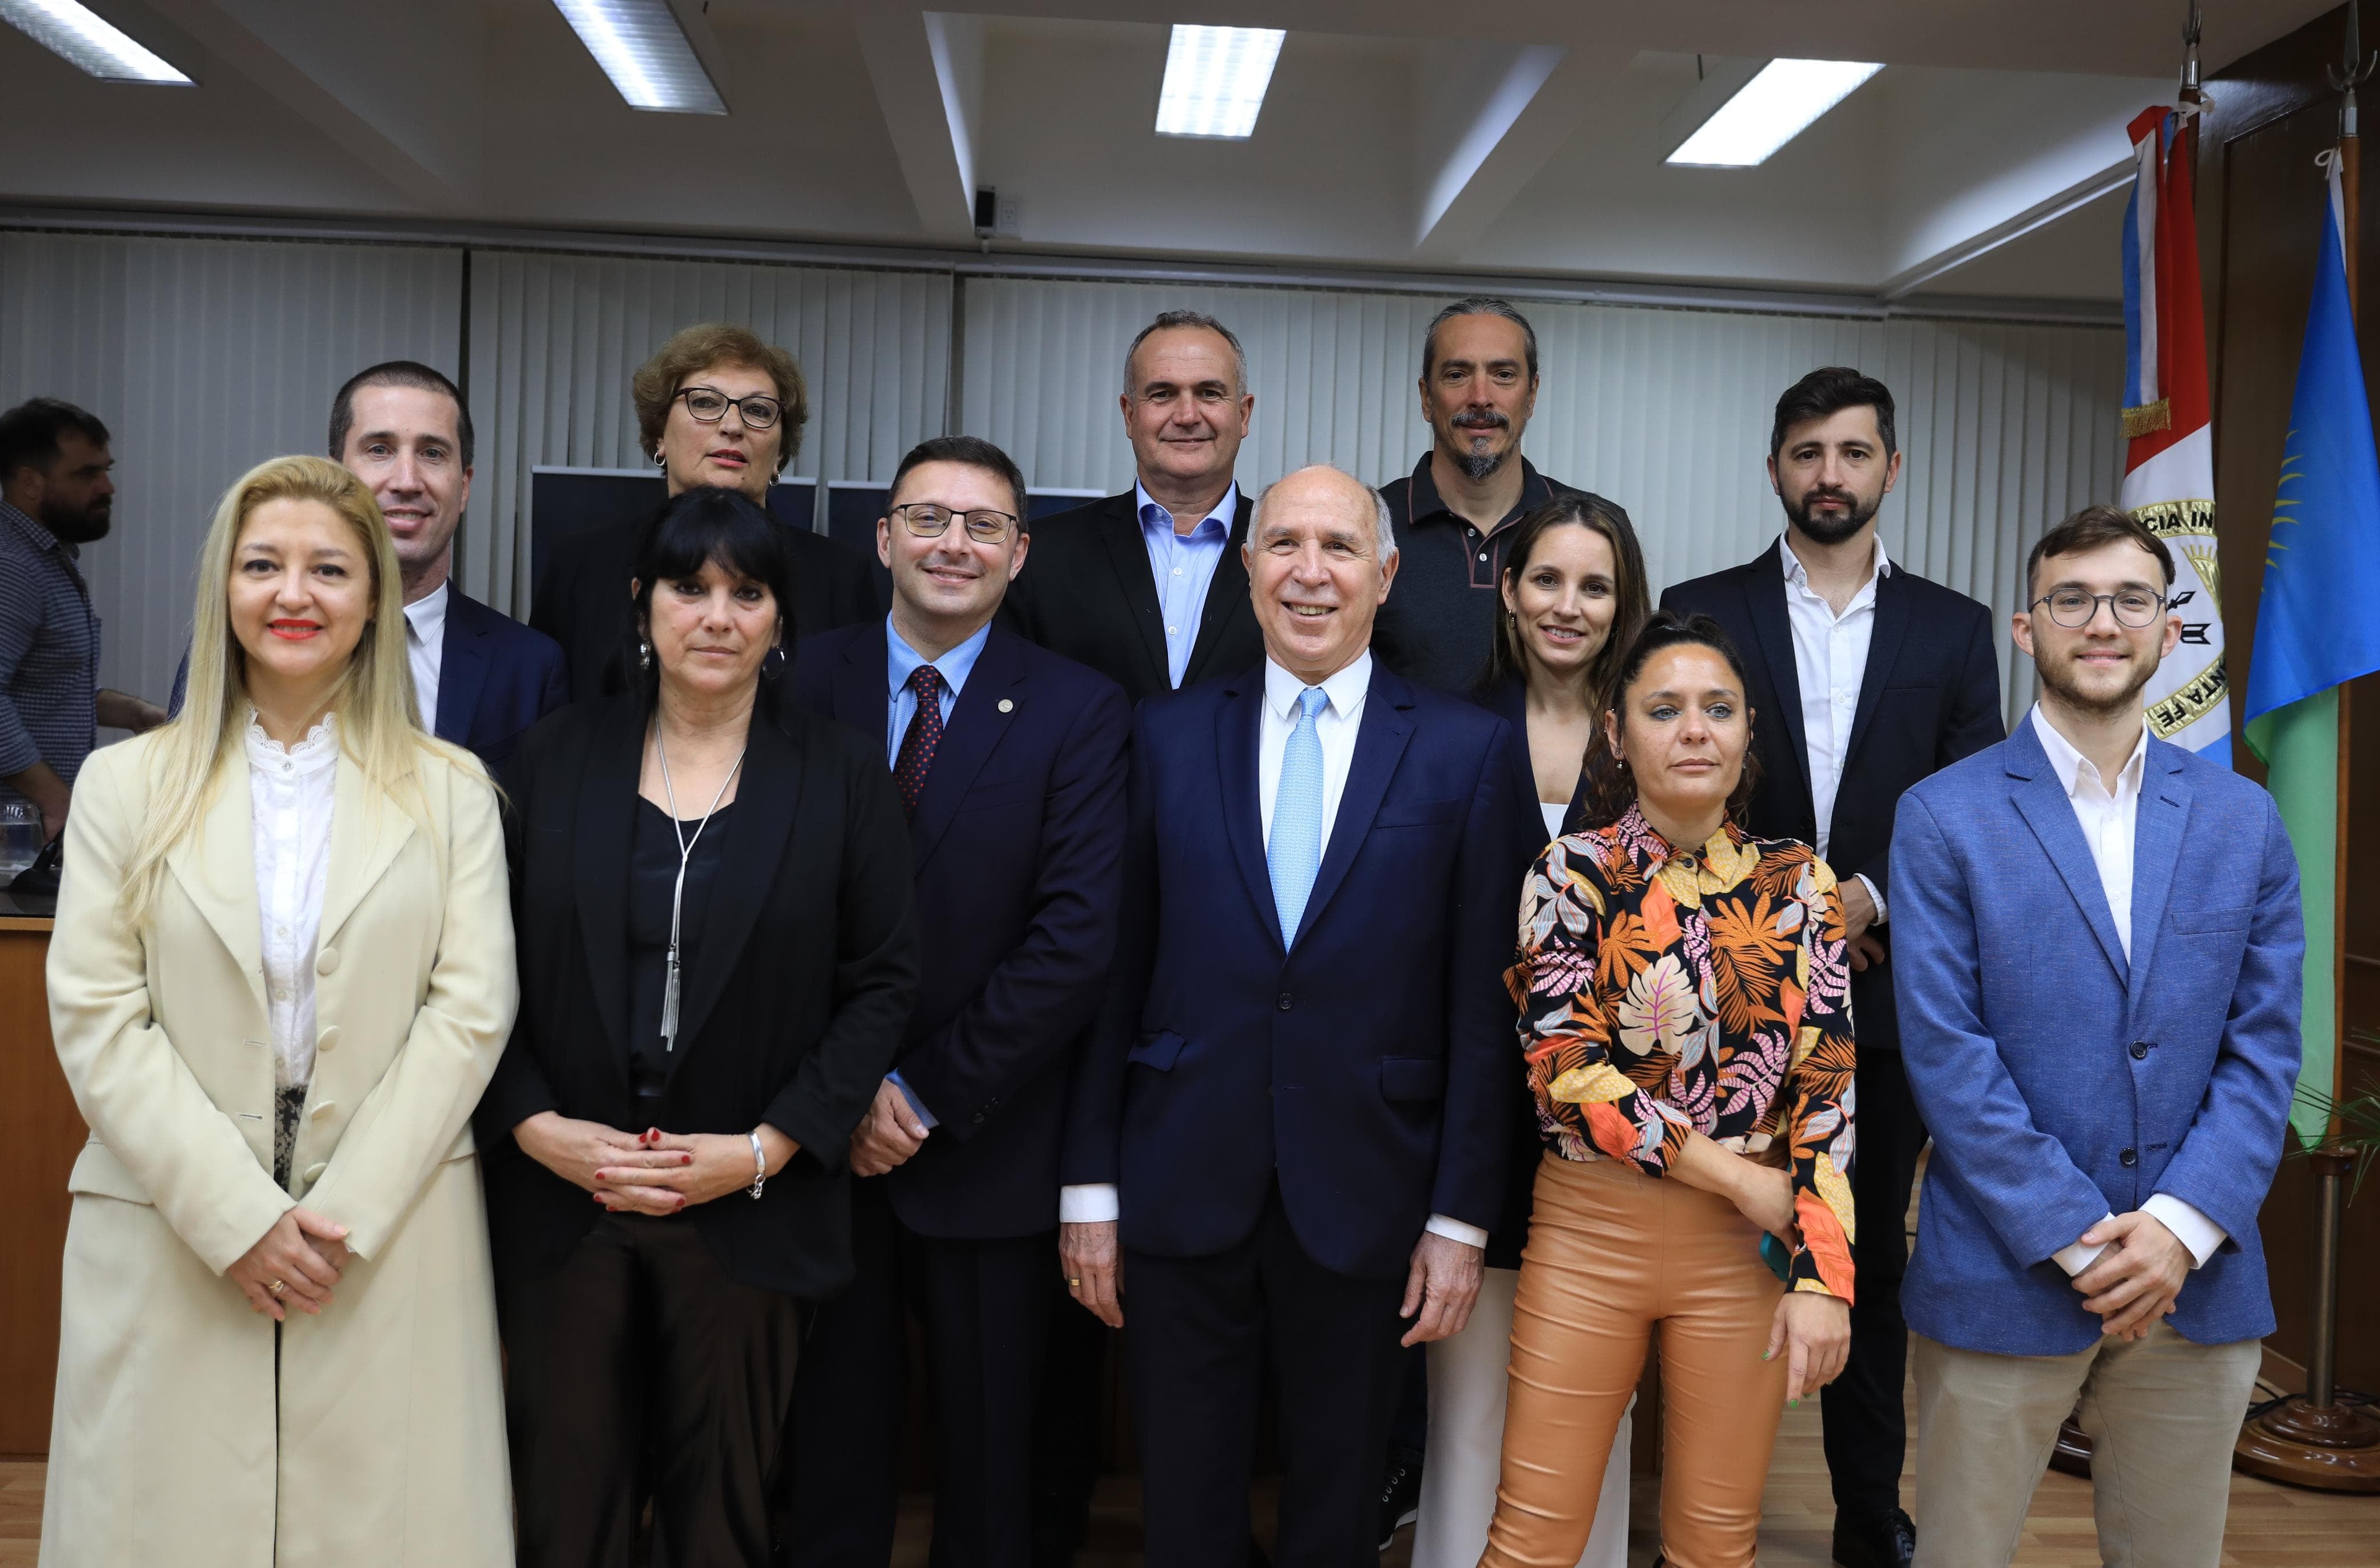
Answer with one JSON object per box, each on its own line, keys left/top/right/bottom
{"left": 552, "top": 0, "right": 724, "bottom": 114}
{"left": 0, "top": 0, "right": 189, "bottom": 83}
{"left": 1666, "top": 58, "right": 1881, "bottom": 167}
{"left": 1156, "top": 25, "right": 1284, "bottom": 139}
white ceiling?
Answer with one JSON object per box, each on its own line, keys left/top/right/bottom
{"left": 0, "top": 0, "right": 2330, "bottom": 304}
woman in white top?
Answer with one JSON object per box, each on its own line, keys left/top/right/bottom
{"left": 42, "top": 454, "right": 517, "bottom": 1567}
{"left": 1416, "top": 494, "right": 1649, "bottom": 1568}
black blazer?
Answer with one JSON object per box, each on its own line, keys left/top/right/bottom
{"left": 1661, "top": 543, "right": 2004, "bottom": 1052}
{"left": 794, "top": 620, "right": 1130, "bottom": 1239}
{"left": 530, "top": 514, "right": 880, "bottom": 702}
{"left": 475, "top": 694, "right": 920, "bottom": 1299}
{"left": 999, "top": 488, "right": 1263, "bottom": 707}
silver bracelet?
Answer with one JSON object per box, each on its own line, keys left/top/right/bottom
{"left": 747, "top": 1130, "right": 767, "bottom": 1200}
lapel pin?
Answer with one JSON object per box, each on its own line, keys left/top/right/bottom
{"left": 998, "top": 699, "right": 1014, "bottom": 713}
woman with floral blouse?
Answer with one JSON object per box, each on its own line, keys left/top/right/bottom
{"left": 1477, "top": 612, "right": 1855, "bottom": 1568}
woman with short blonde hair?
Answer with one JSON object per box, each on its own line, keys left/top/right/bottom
{"left": 42, "top": 454, "right": 517, "bottom": 1566}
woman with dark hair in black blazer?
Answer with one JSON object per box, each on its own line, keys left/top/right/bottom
{"left": 477, "top": 485, "right": 918, "bottom": 1568}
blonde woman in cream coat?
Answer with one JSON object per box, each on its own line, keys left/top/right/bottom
{"left": 41, "top": 454, "right": 516, "bottom": 1567}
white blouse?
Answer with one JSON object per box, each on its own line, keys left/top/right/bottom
{"left": 245, "top": 710, "right": 339, "bottom": 1091}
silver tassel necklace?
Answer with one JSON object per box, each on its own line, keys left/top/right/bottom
{"left": 654, "top": 723, "right": 745, "bottom": 1052}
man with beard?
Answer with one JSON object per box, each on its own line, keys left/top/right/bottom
{"left": 1889, "top": 506, "right": 2299, "bottom": 1568}
{"left": 1372, "top": 296, "right": 1633, "bottom": 692}
{"left": 1661, "top": 366, "right": 2002, "bottom": 1568}
{"left": 0, "top": 398, "right": 163, "bottom": 839}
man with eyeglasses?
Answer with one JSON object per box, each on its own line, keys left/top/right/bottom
{"left": 1661, "top": 367, "right": 2002, "bottom": 1568}
{"left": 788, "top": 436, "right": 1130, "bottom": 1568}
{"left": 1888, "top": 504, "right": 2300, "bottom": 1568}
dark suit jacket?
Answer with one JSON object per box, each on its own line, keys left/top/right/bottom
{"left": 1661, "top": 542, "right": 2003, "bottom": 1052}
{"left": 475, "top": 693, "right": 920, "bottom": 1300}
{"left": 530, "top": 514, "right": 879, "bottom": 702}
{"left": 1000, "top": 488, "right": 1263, "bottom": 707}
{"left": 794, "top": 620, "right": 1130, "bottom": 1240}
{"left": 165, "top": 584, "right": 568, "bottom": 774}
{"left": 1062, "top": 661, "right": 1522, "bottom": 1282}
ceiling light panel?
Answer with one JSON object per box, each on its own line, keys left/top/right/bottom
{"left": 1666, "top": 58, "right": 1881, "bottom": 168}
{"left": 552, "top": 0, "right": 724, "bottom": 114}
{"left": 0, "top": 0, "right": 190, "bottom": 83}
{"left": 1156, "top": 25, "right": 1285, "bottom": 140}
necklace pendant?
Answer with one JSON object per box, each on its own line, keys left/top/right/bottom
{"left": 661, "top": 948, "right": 681, "bottom": 1052}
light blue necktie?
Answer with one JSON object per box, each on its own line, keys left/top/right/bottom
{"left": 1267, "top": 686, "right": 1329, "bottom": 944}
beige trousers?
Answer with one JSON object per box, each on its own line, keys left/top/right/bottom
{"left": 1911, "top": 1322, "right": 2262, "bottom": 1568}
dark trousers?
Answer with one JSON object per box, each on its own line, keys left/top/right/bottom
{"left": 501, "top": 1211, "right": 806, "bottom": 1568}
{"left": 1125, "top": 1188, "right": 1409, "bottom": 1568}
{"left": 1820, "top": 1045, "right": 1929, "bottom": 1518}
{"left": 1028, "top": 1289, "right": 1113, "bottom": 1565}
{"left": 789, "top": 1175, "right": 1055, "bottom": 1568}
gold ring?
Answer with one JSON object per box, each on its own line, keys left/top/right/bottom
{"left": 1068, "top": 1278, "right": 1081, "bottom": 1287}
{"left": 267, "top": 1279, "right": 287, "bottom": 1296}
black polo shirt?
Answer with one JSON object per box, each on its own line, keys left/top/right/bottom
{"left": 1373, "top": 452, "right": 1633, "bottom": 692}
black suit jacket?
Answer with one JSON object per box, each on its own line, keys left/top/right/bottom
{"left": 1000, "top": 488, "right": 1263, "bottom": 707}
{"left": 476, "top": 693, "right": 920, "bottom": 1299}
{"left": 530, "top": 514, "right": 880, "bottom": 702}
{"left": 793, "top": 620, "right": 1130, "bottom": 1239}
{"left": 1661, "top": 542, "right": 2004, "bottom": 1052}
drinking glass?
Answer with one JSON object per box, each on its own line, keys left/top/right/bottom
{"left": 0, "top": 802, "right": 41, "bottom": 878}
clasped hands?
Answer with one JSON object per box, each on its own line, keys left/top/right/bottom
{"left": 515, "top": 1110, "right": 796, "bottom": 1214}
{"left": 2069, "top": 1211, "right": 2190, "bottom": 1340}
{"left": 229, "top": 1206, "right": 349, "bottom": 1321}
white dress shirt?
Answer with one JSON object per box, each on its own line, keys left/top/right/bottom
{"left": 403, "top": 580, "right": 449, "bottom": 732}
{"left": 2028, "top": 704, "right": 2227, "bottom": 1274}
{"left": 246, "top": 710, "right": 338, "bottom": 1091}
{"left": 1779, "top": 534, "right": 1887, "bottom": 921}
{"left": 1061, "top": 651, "right": 1487, "bottom": 1250}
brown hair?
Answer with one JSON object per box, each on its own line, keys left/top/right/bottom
{"left": 1578, "top": 611, "right": 1764, "bottom": 831}
{"left": 2024, "top": 502, "right": 2175, "bottom": 597}
{"left": 631, "top": 323, "right": 810, "bottom": 474}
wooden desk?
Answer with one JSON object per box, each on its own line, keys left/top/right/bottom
{"left": 1, "top": 910, "right": 78, "bottom": 1459}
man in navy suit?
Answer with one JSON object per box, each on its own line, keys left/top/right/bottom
{"left": 1061, "top": 464, "right": 1521, "bottom": 1568}
{"left": 1891, "top": 506, "right": 2302, "bottom": 1568}
{"left": 787, "top": 435, "right": 1130, "bottom": 1568}
{"left": 169, "top": 362, "right": 568, "bottom": 770}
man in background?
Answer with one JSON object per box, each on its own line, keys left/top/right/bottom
{"left": 0, "top": 397, "right": 164, "bottom": 839}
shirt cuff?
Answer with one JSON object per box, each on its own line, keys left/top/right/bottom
{"left": 1854, "top": 872, "right": 1886, "bottom": 927}
{"left": 1060, "top": 1183, "right": 1118, "bottom": 1223}
{"left": 1424, "top": 1214, "right": 1489, "bottom": 1250}
{"left": 2051, "top": 1213, "right": 2117, "bottom": 1276}
{"left": 2143, "top": 1194, "right": 2228, "bottom": 1269}
{"left": 886, "top": 1071, "right": 937, "bottom": 1131}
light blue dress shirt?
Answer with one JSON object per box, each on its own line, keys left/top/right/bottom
{"left": 881, "top": 614, "right": 991, "bottom": 1130}
{"left": 1136, "top": 480, "right": 1236, "bottom": 688}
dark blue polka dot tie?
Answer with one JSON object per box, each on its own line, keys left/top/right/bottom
{"left": 894, "top": 664, "right": 944, "bottom": 818}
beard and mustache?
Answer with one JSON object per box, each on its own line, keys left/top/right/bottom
{"left": 39, "top": 493, "right": 111, "bottom": 545}
{"left": 1446, "top": 409, "right": 1513, "bottom": 481}
{"left": 2036, "top": 641, "right": 2156, "bottom": 722}
{"left": 1783, "top": 483, "right": 1878, "bottom": 546}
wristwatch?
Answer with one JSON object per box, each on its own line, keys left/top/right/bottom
{"left": 747, "top": 1130, "right": 767, "bottom": 1199}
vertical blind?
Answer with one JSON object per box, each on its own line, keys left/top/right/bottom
{"left": 959, "top": 276, "right": 2127, "bottom": 724}
{"left": 0, "top": 232, "right": 462, "bottom": 709}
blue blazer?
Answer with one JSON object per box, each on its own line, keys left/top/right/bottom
{"left": 795, "top": 620, "right": 1130, "bottom": 1240}
{"left": 1889, "top": 716, "right": 2304, "bottom": 1355}
{"left": 1063, "top": 660, "right": 1524, "bottom": 1281}
{"left": 437, "top": 588, "right": 569, "bottom": 772}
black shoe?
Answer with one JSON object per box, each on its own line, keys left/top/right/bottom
{"left": 1376, "top": 1458, "right": 1422, "bottom": 1551}
{"left": 1831, "top": 1506, "right": 1917, "bottom": 1568}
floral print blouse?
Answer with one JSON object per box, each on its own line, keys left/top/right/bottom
{"left": 1508, "top": 805, "right": 1858, "bottom": 1300}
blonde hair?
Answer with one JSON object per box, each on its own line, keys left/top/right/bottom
{"left": 630, "top": 323, "right": 810, "bottom": 474}
{"left": 117, "top": 454, "right": 481, "bottom": 928}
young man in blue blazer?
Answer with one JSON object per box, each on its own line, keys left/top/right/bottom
{"left": 787, "top": 436, "right": 1130, "bottom": 1568}
{"left": 1890, "top": 505, "right": 2303, "bottom": 1568}
{"left": 1061, "top": 464, "right": 1523, "bottom": 1568}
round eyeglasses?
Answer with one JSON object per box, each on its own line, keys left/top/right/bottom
{"left": 2030, "top": 588, "right": 2168, "bottom": 629}
{"left": 892, "top": 502, "right": 1020, "bottom": 544}
{"left": 672, "top": 386, "right": 783, "bottom": 430}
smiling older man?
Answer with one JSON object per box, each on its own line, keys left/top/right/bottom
{"left": 1059, "top": 464, "right": 1526, "bottom": 1568}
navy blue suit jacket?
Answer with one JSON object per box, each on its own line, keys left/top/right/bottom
{"left": 795, "top": 620, "right": 1130, "bottom": 1239}
{"left": 1063, "top": 660, "right": 1524, "bottom": 1281}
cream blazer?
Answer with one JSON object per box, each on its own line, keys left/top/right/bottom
{"left": 41, "top": 729, "right": 517, "bottom": 1568}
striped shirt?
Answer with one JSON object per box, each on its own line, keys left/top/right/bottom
{"left": 0, "top": 500, "right": 101, "bottom": 809}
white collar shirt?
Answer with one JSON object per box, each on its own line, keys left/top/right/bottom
{"left": 245, "top": 710, "right": 339, "bottom": 1091}
{"left": 1257, "top": 651, "right": 1371, "bottom": 849}
{"left": 1779, "top": 534, "right": 1891, "bottom": 920}
{"left": 403, "top": 580, "right": 449, "bottom": 732}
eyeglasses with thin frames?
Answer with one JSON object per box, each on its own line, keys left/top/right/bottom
{"left": 891, "top": 502, "right": 1020, "bottom": 545}
{"left": 2029, "top": 588, "right": 2168, "bottom": 629}
{"left": 672, "top": 386, "right": 783, "bottom": 430}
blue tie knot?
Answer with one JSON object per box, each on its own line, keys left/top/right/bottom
{"left": 1298, "top": 686, "right": 1328, "bottom": 722}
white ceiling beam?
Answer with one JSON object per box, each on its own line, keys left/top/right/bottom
{"left": 1410, "top": 42, "right": 1595, "bottom": 264}
{"left": 140, "top": 0, "right": 484, "bottom": 210}
{"left": 852, "top": 6, "right": 984, "bottom": 243}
